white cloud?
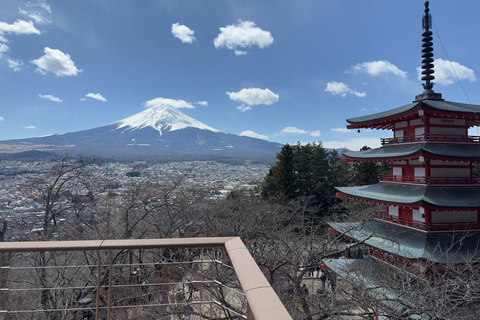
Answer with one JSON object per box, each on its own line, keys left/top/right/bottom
{"left": 0, "top": 117, "right": 4, "bottom": 121}
{"left": 31, "top": 47, "right": 81, "bottom": 76}
{"left": 145, "top": 97, "right": 194, "bottom": 109}
{"left": 0, "top": 35, "right": 7, "bottom": 43}
{"left": 240, "top": 130, "right": 269, "bottom": 140}
{"left": 325, "top": 81, "right": 366, "bottom": 98}
{"left": 0, "top": 19, "right": 40, "bottom": 35}
{"left": 86, "top": 93, "right": 107, "bottom": 102}
{"left": 354, "top": 60, "right": 407, "bottom": 78}
{"left": 18, "top": 7, "right": 51, "bottom": 25}
{"left": 80, "top": 98, "right": 87, "bottom": 101}
{"left": 0, "top": 43, "right": 9, "bottom": 57}
{"left": 235, "top": 50, "right": 247, "bottom": 56}
{"left": 171, "top": 23, "right": 196, "bottom": 44}
{"left": 8, "top": 59, "right": 23, "bottom": 71}
{"left": 214, "top": 20, "right": 273, "bottom": 55}
{"left": 281, "top": 126, "right": 307, "bottom": 134}
{"left": 196, "top": 101, "right": 208, "bottom": 106}
{"left": 310, "top": 130, "right": 321, "bottom": 137}
{"left": 237, "top": 105, "right": 252, "bottom": 112}
{"left": 24, "top": 125, "right": 36, "bottom": 129}
{"left": 37, "top": 0, "right": 51, "bottom": 14}
{"left": 227, "top": 88, "right": 279, "bottom": 106}
{"left": 331, "top": 128, "right": 354, "bottom": 133}
{"left": 38, "top": 94, "right": 62, "bottom": 102}
{"left": 416, "top": 58, "right": 476, "bottom": 85}
{"left": 323, "top": 138, "right": 381, "bottom": 151}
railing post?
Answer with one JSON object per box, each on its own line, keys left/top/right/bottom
{"left": 107, "top": 250, "right": 112, "bottom": 320}
{"left": 95, "top": 250, "right": 101, "bottom": 320}
{"left": 247, "top": 303, "right": 255, "bottom": 320}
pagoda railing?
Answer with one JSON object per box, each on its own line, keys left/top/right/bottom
{"left": 379, "top": 175, "right": 480, "bottom": 184}
{"left": 375, "top": 211, "right": 480, "bottom": 232}
{"left": 381, "top": 134, "right": 480, "bottom": 145}
{"left": 0, "top": 237, "right": 292, "bottom": 320}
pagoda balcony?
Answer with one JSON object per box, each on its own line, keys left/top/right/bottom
{"left": 374, "top": 211, "right": 480, "bottom": 232}
{"left": 0, "top": 237, "right": 292, "bottom": 320}
{"left": 379, "top": 175, "right": 480, "bottom": 185}
{"left": 381, "top": 134, "right": 480, "bottom": 145}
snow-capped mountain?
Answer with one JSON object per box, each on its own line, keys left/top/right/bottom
{"left": 0, "top": 105, "right": 282, "bottom": 161}
{"left": 114, "top": 105, "right": 220, "bottom": 134}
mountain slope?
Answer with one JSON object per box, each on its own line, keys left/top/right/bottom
{"left": 0, "top": 105, "right": 282, "bottom": 161}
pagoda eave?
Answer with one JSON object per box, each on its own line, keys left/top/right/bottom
{"left": 347, "top": 100, "right": 480, "bottom": 130}
{"left": 327, "top": 220, "right": 480, "bottom": 263}
{"left": 342, "top": 143, "right": 480, "bottom": 162}
{"left": 336, "top": 184, "right": 480, "bottom": 209}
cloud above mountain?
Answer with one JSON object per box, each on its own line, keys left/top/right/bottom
{"left": 240, "top": 130, "right": 269, "bottom": 140}
{"left": 31, "top": 47, "right": 82, "bottom": 76}
{"left": 38, "top": 94, "right": 63, "bottom": 102}
{"left": 0, "top": 19, "right": 40, "bottom": 36}
{"left": 354, "top": 60, "right": 407, "bottom": 79}
{"left": 86, "top": 93, "right": 107, "bottom": 102}
{"left": 171, "top": 23, "right": 196, "bottom": 43}
{"left": 145, "top": 97, "right": 195, "bottom": 109}
{"left": 325, "top": 81, "right": 366, "bottom": 98}
{"left": 227, "top": 88, "right": 279, "bottom": 111}
{"left": 416, "top": 58, "right": 476, "bottom": 85}
{"left": 214, "top": 20, "right": 273, "bottom": 55}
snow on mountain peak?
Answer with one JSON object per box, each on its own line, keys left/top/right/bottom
{"left": 114, "top": 105, "right": 220, "bottom": 134}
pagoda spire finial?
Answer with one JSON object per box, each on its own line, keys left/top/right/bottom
{"left": 415, "top": 0, "right": 443, "bottom": 101}
{"left": 421, "top": 1, "right": 434, "bottom": 91}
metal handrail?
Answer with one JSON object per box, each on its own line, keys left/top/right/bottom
{"left": 0, "top": 237, "right": 292, "bottom": 320}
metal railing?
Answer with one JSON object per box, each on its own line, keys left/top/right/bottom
{"left": 0, "top": 237, "right": 292, "bottom": 320}
{"left": 381, "top": 134, "right": 480, "bottom": 145}
{"left": 374, "top": 212, "right": 480, "bottom": 232}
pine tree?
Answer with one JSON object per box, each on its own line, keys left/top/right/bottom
{"left": 353, "top": 146, "right": 379, "bottom": 186}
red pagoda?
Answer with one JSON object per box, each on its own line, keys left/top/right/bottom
{"left": 324, "top": 2, "right": 480, "bottom": 319}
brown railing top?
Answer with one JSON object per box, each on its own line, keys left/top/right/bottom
{"left": 0, "top": 237, "right": 293, "bottom": 320}
{"left": 0, "top": 237, "right": 235, "bottom": 253}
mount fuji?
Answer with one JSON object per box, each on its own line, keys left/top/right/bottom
{"left": 0, "top": 105, "right": 282, "bottom": 161}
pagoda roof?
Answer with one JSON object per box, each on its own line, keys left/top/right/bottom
{"left": 336, "top": 183, "right": 480, "bottom": 208}
{"left": 322, "top": 258, "right": 419, "bottom": 314}
{"left": 328, "top": 220, "right": 480, "bottom": 263}
{"left": 347, "top": 99, "right": 480, "bottom": 128}
{"left": 343, "top": 143, "right": 480, "bottom": 161}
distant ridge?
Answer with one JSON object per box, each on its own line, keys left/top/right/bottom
{"left": 0, "top": 105, "right": 282, "bottom": 161}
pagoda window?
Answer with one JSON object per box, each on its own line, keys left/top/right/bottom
{"left": 414, "top": 167, "right": 425, "bottom": 183}
{"left": 395, "top": 121, "right": 408, "bottom": 129}
{"left": 415, "top": 126, "right": 425, "bottom": 138}
{"left": 388, "top": 205, "right": 399, "bottom": 217}
{"left": 431, "top": 210, "right": 477, "bottom": 223}
{"left": 392, "top": 167, "right": 402, "bottom": 177}
{"left": 412, "top": 208, "right": 424, "bottom": 223}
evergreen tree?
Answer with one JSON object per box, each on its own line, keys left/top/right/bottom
{"left": 266, "top": 144, "right": 296, "bottom": 200}
{"left": 353, "top": 146, "right": 380, "bottom": 186}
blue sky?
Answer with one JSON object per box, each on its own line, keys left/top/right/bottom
{"left": 1, "top": 0, "right": 479, "bottom": 151}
